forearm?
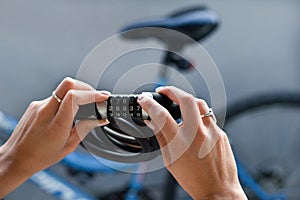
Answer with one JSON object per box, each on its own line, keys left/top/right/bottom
{"left": 0, "top": 146, "right": 32, "bottom": 198}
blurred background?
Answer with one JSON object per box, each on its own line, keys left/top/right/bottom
{"left": 1, "top": 0, "right": 299, "bottom": 199}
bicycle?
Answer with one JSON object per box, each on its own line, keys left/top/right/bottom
{"left": 3, "top": 5, "right": 298, "bottom": 200}
{"left": 0, "top": 5, "right": 219, "bottom": 200}
{"left": 114, "top": 5, "right": 300, "bottom": 200}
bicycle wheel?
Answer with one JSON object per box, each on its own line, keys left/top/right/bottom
{"left": 225, "top": 92, "right": 300, "bottom": 199}
{"left": 163, "top": 92, "right": 300, "bottom": 200}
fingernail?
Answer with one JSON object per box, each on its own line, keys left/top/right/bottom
{"left": 98, "top": 119, "right": 110, "bottom": 126}
{"left": 99, "top": 90, "right": 111, "bottom": 96}
{"left": 138, "top": 94, "right": 144, "bottom": 101}
{"left": 138, "top": 93, "right": 150, "bottom": 102}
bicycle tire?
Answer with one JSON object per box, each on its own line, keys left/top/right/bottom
{"left": 163, "top": 92, "right": 300, "bottom": 200}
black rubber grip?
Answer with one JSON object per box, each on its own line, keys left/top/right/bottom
{"left": 152, "top": 93, "right": 181, "bottom": 120}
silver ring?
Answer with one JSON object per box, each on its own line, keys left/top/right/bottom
{"left": 201, "top": 108, "right": 217, "bottom": 123}
{"left": 52, "top": 91, "right": 63, "bottom": 103}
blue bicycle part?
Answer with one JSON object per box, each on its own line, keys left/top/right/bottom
{"left": 0, "top": 111, "right": 97, "bottom": 200}
{"left": 236, "top": 159, "right": 286, "bottom": 200}
{"left": 30, "top": 169, "right": 97, "bottom": 200}
{"left": 225, "top": 92, "right": 300, "bottom": 199}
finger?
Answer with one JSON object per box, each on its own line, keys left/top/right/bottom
{"left": 195, "top": 99, "right": 210, "bottom": 115}
{"left": 195, "top": 98, "right": 215, "bottom": 126}
{"left": 194, "top": 99, "right": 220, "bottom": 159}
{"left": 55, "top": 77, "right": 95, "bottom": 99}
{"left": 54, "top": 90, "right": 110, "bottom": 129}
{"left": 144, "top": 120, "right": 168, "bottom": 148}
{"left": 137, "top": 95, "right": 178, "bottom": 145}
{"left": 156, "top": 86, "right": 202, "bottom": 129}
{"left": 144, "top": 120, "right": 174, "bottom": 166}
{"left": 64, "top": 119, "right": 109, "bottom": 154}
{"left": 48, "top": 77, "right": 96, "bottom": 114}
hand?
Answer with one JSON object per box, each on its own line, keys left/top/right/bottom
{"left": 138, "top": 86, "right": 247, "bottom": 200}
{"left": 0, "top": 77, "right": 110, "bottom": 197}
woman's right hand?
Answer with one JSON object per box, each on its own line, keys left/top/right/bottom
{"left": 138, "top": 86, "right": 247, "bottom": 200}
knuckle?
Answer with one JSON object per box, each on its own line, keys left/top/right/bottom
{"left": 29, "top": 101, "right": 45, "bottom": 114}
{"left": 29, "top": 101, "right": 50, "bottom": 120}
{"left": 36, "top": 105, "right": 46, "bottom": 116}
{"left": 142, "top": 97, "right": 154, "bottom": 109}
{"left": 29, "top": 101, "right": 39, "bottom": 109}
{"left": 65, "top": 89, "right": 76, "bottom": 100}
{"left": 159, "top": 108, "right": 170, "bottom": 119}
{"left": 148, "top": 103, "right": 168, "bottom": 119}
{"left": 36, "top": 104, "right": 50, "bottom": 118}
{"left": 219, "top": 130, "right": 228, "bottom": 141}
{"left": 157, "top": 108, "right": 168, "bottom": 119}
{"left": 62, "top": 77, "right": 75, "bottom": 90}
{"left": 164, "top": 86, "right": 174, "bottom": 94}
{"left": 196, "top": 99, "right": 209, "bottom": 110}
{"left": 65, "top": 143, "right": 78, "bottom": 154}
{"left": 166, "top": 85, "right": 175, "bottom": 90}
{"left": 197, "top": 99, "right": 207, "bottom": 107}
{"left": 181, "top": 94, "right": 195, "bottom": 105}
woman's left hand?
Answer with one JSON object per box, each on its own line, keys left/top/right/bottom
{"left": 0, "top": 77, "right": 110, "bottom": 197}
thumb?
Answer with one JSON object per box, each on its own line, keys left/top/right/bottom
{"left": 65, "top": 119, "right": 109, "bottom": 153}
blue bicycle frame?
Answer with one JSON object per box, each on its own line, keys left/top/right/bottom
{"left": 0, "top": 111, "right": 143, "bottom": 200}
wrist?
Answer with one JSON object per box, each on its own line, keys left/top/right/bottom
{"left": 0, "top": 145, "right": 33, "bottom": 197}
{"left": 191, "top": 184, "right": 247, "bottom": 200}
